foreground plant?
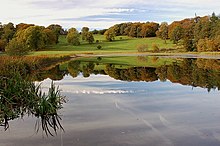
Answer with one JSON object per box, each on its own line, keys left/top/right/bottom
{"left": 0, "top": 71, "right": 65, "bottom": 136}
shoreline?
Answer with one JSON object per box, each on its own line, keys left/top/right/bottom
{"left": 73, "top": 52, "right": 220, "bottom": 59}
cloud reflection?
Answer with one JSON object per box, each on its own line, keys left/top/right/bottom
{"left": 66, "top": 89, "right": 135, "bottom": 94}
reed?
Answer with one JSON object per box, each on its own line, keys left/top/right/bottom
{"left": 0, "top": 70, "right": 65, "bottom": 136}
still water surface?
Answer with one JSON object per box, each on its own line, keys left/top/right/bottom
{"left": 1, "top": 56, "right": 220, "bottom": 146}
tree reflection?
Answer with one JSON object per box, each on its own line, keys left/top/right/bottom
{"left": 66, "top": 58, "right": 220, "bottom": 91}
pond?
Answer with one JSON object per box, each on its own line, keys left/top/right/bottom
{"left": 0, "top": 56, "right": 220, "bottom": 146}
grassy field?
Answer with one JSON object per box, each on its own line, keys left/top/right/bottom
{"left": 2, "top": 34, "right": 219, "bottom": 58}
{"left": 30, "top": 35, "right": 176, "bottom": 56}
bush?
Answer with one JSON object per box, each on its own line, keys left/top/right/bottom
{"left": 96, "top": 40, "right": 99, "bottom": 43}
{"left": 97, "top": 45, "right": 102, "bottom": 50}
{"left": 97, "top": 57, "right": 102, "bottom": 61}
{"left": 137, "top": 44, "right": 148, "bottom": 52}
{"left": 5, "top": 38, "right": 29, "bottom": 56}
{"left": 152, "top": 44, "right": 160, "bottom": 52}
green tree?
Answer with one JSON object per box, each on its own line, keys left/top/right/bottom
{"left": 170, "top": 26, "right": 183, "bottom": 44}
{"left": 66, "top": 28, "right": 80, "bottom": 46}
{"left": 85, "top": 32, "right": 94, "bottom": 44}
{"left": 0, "top": 39, "right": 7, "bottom": 51}
{"left": 5, "top": 38, "right": 28, "bottom": 56}
{"left": 43, "top": 28, "right": 57, "bottom": 45}
{"left": 1, "top": 22, "right": 15, "bottom": 42}
{"left": 47, "top": 24, "right": 63, "bottom": 44}
{"left": 0, "top": 22, "right": 3, "bottom": 38}
{"left": 81, "top": 27, "right": 89, "bottom": 41}
{"left": 128, "top": 25, "right": 137, "bottom": 37}
{"left": 156, "top": 22, "right": 168, "bottom": 43}
{"left": 21, "top": 26, "right": 47, "bottom": 51}
{"left": 183, "top": 26, "right": 196, "bottom": 51}
{"left": 104, "top": 28, "right": 115, "bottom": 41}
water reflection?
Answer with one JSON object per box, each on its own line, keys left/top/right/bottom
{"left": 0, "top": 56, "right": 220, "bottom": 145}
{"left": 32, "top": 56, "right": 220, "bottom": 92}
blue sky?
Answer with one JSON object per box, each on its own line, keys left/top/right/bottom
{"left": 0, "top": 0, "right": 219, "bottom": 29}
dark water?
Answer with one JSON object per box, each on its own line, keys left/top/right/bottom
{"left": 1, "top": 56, "right": 220, "bottom": 146}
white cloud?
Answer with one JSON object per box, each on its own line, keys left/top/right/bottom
{"left": 0, "top": 0, "right": 220, "bottom": 28}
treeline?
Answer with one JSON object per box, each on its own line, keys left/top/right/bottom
{"left": 0, "top": 23, "right": 66, "bottom": 55}
{"left": 0, "top": 22, "right": 101, "bottom": 55}
{"left": 167, "top": 13, "right": 220, "bottom": 52}
{"left": 104, "top": 22, "right": 159, "bottom": 41}
{"left": 1, "top": 12, "right": 220, "bottom": 54}
{"left": 104, "top": 13, "right": 220, "bottom": 52}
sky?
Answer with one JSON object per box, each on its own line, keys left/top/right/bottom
{"left": 0, "top": 0, "right": 219, "bottom": 29}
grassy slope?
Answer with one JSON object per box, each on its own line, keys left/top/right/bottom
{"left": 30, "top": 35, "right": 176, "bottom": 56}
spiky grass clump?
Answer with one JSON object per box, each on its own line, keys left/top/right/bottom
{"left": 0, "top": 71, "right": 65, "bottom": 136}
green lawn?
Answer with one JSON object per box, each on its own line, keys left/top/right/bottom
{"left": 30, "top": 35, "right": 176, "bottom": 56}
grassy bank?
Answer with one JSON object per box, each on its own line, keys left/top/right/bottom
{"left": 29, "top": 35, "right": 176, "bottom": 56}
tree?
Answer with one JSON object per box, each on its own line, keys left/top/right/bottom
{"left": 210, "top": 12, "right": 219, "bottom": 23}
{"left": 85, "top": 32, "right": 94, "bottom": 44}
{"left": 43, "top": 28, "right": 57, "bottom": 45}
{"left": 91, "top": 29, "right": 98, "bottom": 34}
{"left": 81, "top": 27, "right": 89, "bottom": 41}
{"left": 182, "top": 24, "right": 196, "bottom": 52}
{"left": 98, "top": 29, "right": 107, "bottom": 35}
{"left": 16, "top": 23, "right": 34, "bottom": 31}
{"left": 170, "top": 26, "right": 183, "bottom": 44}
{"left": 1, "top": 22, "right": 15, "bottom": 42}
{"left": 156, "top": 22, "right": 168, "bottom": 43}
{"left": 21, "top": 26, "right": 47, "bottom": 51}
{"left": 66, "top": 28, "right": 80, "bottom": 46}
{"left": 128, "top": 25, "right": 137, "bottom": 37}
{"left": 5, "top": 38, "right": 28, "bottom": 56}
{"left": 47, "top": 24, "right": 63, "bottom": 44}
{"left": 0, "top": 22, "right": 3, "bottom": 38}
{"left": 0, "top": 39, "right": 7, "bottom": 51}
{"left": 104, "top": 28, "right": 115, "bottom": 41}
{"left": 140, "top": 22, "right": 159, "bottom": 38}
{"left": 12, "top": 26, "right": 48, "bottom": 51}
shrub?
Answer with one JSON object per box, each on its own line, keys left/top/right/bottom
{"left": 137, "top": 44, "right": 148, "bottom": 52}
{"left": 152, "top": 44, "right": 160, "bottom": 52}
{"left": 97, "top": 57, "right": 102, "bottom": 61}
{"left": 5, "top": 38, "right": 29, "bottom": 56}
{"left": 96, "top": 40, "right": 99, "bottom": 43}
{"left": 97, "top": 45, "right": 102, "bottom": 50}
